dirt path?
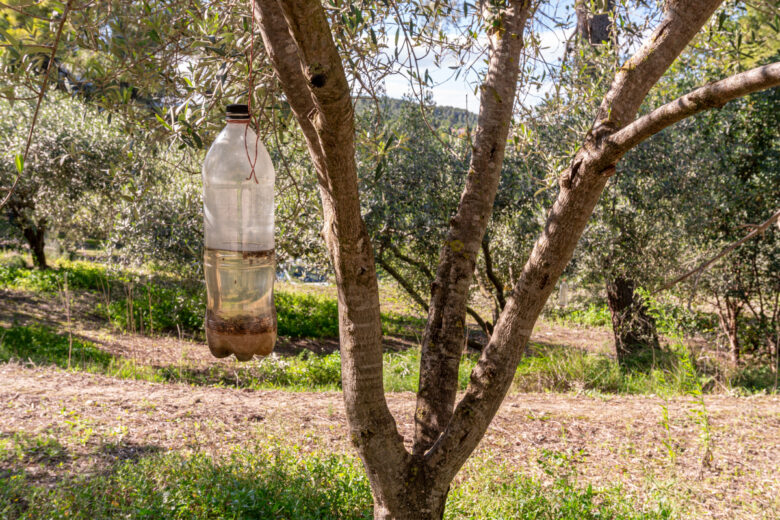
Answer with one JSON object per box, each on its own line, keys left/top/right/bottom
{"left": 1, "top": 363, "right": 778, "bottom": 518}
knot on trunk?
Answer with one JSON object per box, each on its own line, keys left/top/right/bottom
{"left": 307, "top": 63, "right": 328, "bottom": 88}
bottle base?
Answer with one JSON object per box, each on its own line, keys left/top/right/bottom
{"left": 205, "top": 310, "right": 277, "bottom": 361}
{"left": 206, "top": 328, "right": 276, "bottom": 361}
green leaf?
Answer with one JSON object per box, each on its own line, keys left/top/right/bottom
{"left": 14, "top": 154, "right": 24, "bottom": 174}
{"left": 0, "top": 27, "right": 19, "bottom": 47}
{"left": 154, "top": 113, "right": 172, "bottom": 131}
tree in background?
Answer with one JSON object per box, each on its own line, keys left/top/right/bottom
{"left": 688, "top": 85, "right": 780, "bottom": 365}
{"left": 556, "top": 1, "right": 780, "bottom": 365}
{"left": 0, "top": 94, "right": 137, "bottom": 268}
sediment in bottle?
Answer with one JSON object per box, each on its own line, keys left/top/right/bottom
{"left": 206, "top": 309, "right": 277, "bottom": 361}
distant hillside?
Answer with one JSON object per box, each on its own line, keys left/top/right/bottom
{"left": 355, "top": 97, "right": 477, "bottom": 130}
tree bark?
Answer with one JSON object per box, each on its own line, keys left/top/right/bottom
{"left": 254, "top": 2, "right": 410, "bottom": 515}
{"left": 715, "top": 293, "right": 742, "bottom": 364}
{"left": 605, "top": 276, "right": 659, "bottom": 363}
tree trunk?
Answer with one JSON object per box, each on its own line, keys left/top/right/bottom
{"left": 414, "top": 0, "right": 533, "bottom": 455}
{"left": 715, "top": 297, "right": 741, "bottom": 364}
{"left": 251, "top": 0, "right": 780, "bottom": 516}
{"left": 605, "top": 276, "right": 659, "bottom": 363}
{"left": 575, "top": 0, "right": 615, "bottom": 46}
{"left": 372, "top": 472, "right": 449, "bottom": 520}
{"left": 23, "top": 219, "right": 48, "bottom": 270}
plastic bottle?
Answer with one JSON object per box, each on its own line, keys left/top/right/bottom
{"left": 202, "top": 104, "right": 276, "bottom": 361}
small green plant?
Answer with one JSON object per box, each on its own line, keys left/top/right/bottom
{"left": 446, "top": 450, "right": 674, "bottom": 519}
{"left": 658, "top": 403, "right": 678, "bottom": 464}
{"left": 0, "top": 432, "right": 68, "bottom": 467}
{"left": 548, "top": 303, "right": 612, "bottom": 328}
{"left": 678, "top": 347, "right": 713, "bottom": 471}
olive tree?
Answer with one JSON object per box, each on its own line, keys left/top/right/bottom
{"left": 3, "top": 0, "right": 780, "bottom": 516}
{"left": 0, "top": 94, "right": 135, "bottom": 268}
{"left": 251, "top": 1, "right": 780, "bottom": 516}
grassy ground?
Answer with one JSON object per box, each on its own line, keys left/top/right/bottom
{"left": 0, "top": 434, "right": 676, "bottom": 519}
{"left": 2, "top": 364, "right": 778, "bottom": 519}
{"left": 1, "top": 253, "right": 778, "bottom": 518}
{"left": 0, "top": 254, "right": 776, "bottom": 395}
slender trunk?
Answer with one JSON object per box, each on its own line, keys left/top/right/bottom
{"left": 414, "top": 0, "right": 532, "bottom": 455}
{"left": 23, "top": 219, "right": 48, "bottom": 270}
{"left": 714, "top": 293, "right": 741, "bottom": 364}
{"left": 605, "top": 276, "right": 659, "bottom": 363}
{"left": 727, "top": 317, "right": 740, "bottom": 364}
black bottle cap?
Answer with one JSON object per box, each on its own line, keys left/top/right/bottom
{"left": 226, "top": 104, "right": 250, "bottom": 120}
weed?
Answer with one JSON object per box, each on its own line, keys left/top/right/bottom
{"left": 659, "top": 404, "right": 678, "bottom": 464}
{"left": 0, "top": 442, "right": 675, "bottom": 520}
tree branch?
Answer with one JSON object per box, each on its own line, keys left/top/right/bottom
{"left": 254, "top": 1, "right": 323, "bottom": 171}
{"left": 593, "top": 0, "right": 725, "bottom": 135}
{"left": 609, "top": 62, "right": 780, "bottom": 154}
{"left": 466, "top": 306, "right": 492, "bottom": 337}
{"left": 378, "top": 255, "right": 429, "bottom": 312}
{"left": 254, "top": 0, "right": 409, "bottom": 507}
{"left": 0, "top": 0, "right": 74, "bottom": 210}
{"left": 481, "top": 237, "right": 506, "bottom": 309}
{"left": 424, "top": 0, "right": 730, "bottom": 485}
{"left": 389, "top": 244, "right": 434, "bottom": 281}
{"left": 413, "top": 0, "right": 533, "bottom": 457}
{"left": 654, "top": 207, "right": 780, "bottom": 295}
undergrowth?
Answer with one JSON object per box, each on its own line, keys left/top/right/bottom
{"left": 512, "top": 342, "right": 775, "bottom": 395}
{"left": 0, "top": 324, "right": 428, "bottom": 392}
{"left": 0, "top": 441, "right": 674, "bottom": 520}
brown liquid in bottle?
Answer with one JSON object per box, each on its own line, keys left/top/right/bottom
{"left": 204, "top": 248, "right": 277, "bottom": 361}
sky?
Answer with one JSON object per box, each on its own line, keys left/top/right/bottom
{"left": 381, "top": 2, "right": 657, "bottom": 113}
{"left": 381, "top": 6, "right": 573, "bottom": 113}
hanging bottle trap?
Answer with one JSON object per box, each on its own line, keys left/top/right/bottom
{"left": 202, "top": 103, "right": 277, "bottom": 361}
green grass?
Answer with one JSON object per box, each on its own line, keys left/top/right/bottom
{"left": 547, "top": 303, "right": 612, "bottom": 328}
{"left": 446, "top": 451, "right": 674, "bottom": 519}
{"left": 0, "top": 324, "right": 419, "bottom": 392}
{"left": 0, "top": 259, "right": 425, "bottom": 340}
{"left": 383, "top": 347, "right": 477, "bottom": 392}
{"left": 546, "top": 299, "right": 718, "bottom": 339}
{"left": 2, "top": 257, "right": 774, "bottom": 395}
{"left": 2, "top": 324, "right": 774, "bottom": 394}
{"left": 513, "top": 345, "right": 693, "bottom": 395}
{"left": 0, "top": 441, "right": 674, "bottom": 520}
{"left": 511, "top": 343, "right": 767, "bottom": 396}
